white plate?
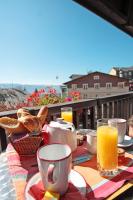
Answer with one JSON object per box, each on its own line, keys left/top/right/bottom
{"left": 25, "top": 169, "right": 87, "bottom": 200}
{"left": 118, "top": 135, "right": 133, "bottom": 147}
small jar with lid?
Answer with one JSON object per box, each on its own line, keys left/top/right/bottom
{"left": 76, "top": 129, "right": 97, "bottom": 154}
{"left": 128, "top": 116, "right": 133, "bottom": 137}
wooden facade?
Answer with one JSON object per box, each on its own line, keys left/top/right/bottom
{"left": 64, "top": 71, "right": 129, "bottom": 98}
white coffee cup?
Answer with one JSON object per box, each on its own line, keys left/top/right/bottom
{"left": 108, "top": 118, "right": 127, "bottom": 143}
{"left": 37, "top": 144, "right": 72, "bottom": 195}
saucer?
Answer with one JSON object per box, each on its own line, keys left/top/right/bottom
{"left": 25, "top": 169, "right": 87, "bottom": 200}
{"left": 118, "top": 135, "right": 133, "bottom": 147}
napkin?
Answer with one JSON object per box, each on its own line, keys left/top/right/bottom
{"left": 29, "top": 180, "right": 87, "bottom": 200}
{"left": 87, "top": 163, "right": 133, "bottom": 199}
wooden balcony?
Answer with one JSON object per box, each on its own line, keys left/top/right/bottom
{"left": 0, "top": 92, "right": 133, "bottom": 152}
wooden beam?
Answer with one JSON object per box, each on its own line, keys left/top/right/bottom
{"left": 73, "top": 0, "right": 133, "bottom": 37}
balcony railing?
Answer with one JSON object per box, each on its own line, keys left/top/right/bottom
{"left": 0, "top": 92, "right": 133, "bottom": 152}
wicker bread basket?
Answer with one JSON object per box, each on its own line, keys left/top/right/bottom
{"left": 0, "top": 106, "right": 48, "bottom": 155}
{"left": 9, "top": 133, "right": 43, "bottom": 155}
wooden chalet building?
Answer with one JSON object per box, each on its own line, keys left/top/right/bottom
{"left": 64, "top": 71, "right": 129, "bottom": 99}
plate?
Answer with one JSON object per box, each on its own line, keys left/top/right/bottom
{"left": 25, "top": 169, "right": 87, "bottom": 200}
{"left": 118, "top": 135, "right": 133, "bottom": 147}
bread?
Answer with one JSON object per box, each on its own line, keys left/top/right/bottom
{"left": 0, "top": 106, "right": 48, "bottom": 135}
{"left": 0, "top": 117, "right": 28, "bottom": 135}
{"left": 18, "top": 115, "right": 41, "bottom": 133}
{"left": 37, "top": 106, "right": 48, "bottom": 126}
{"left": 18, "top": 106, "right": 48, "bottom": 133}
{"left": 17, "top": 108, "right": 31, "bottom": 118}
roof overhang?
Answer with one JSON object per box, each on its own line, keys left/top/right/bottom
{"left": 74, "top": 0, "right": 133, "bottom": 37}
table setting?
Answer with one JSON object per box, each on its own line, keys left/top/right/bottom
{"left": 0, "top": 106, "right": 133, "bottom": 200}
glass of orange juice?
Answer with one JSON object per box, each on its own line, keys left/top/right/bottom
{"left": 97, "top": 119, "right": 118, "bottom": 177}
{"left": 61, "top": 107, "right": 73, "bottom": 123}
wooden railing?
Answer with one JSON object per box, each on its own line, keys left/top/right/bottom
{"left": 1, "top": 92, "right": 133, "bottom": 152}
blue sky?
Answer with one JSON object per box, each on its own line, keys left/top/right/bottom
{"left": 0, "top": 0, "right": 133, "bottom": 85}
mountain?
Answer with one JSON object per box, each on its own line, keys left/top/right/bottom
{"left": 0, "top": 83, "right": 62, "bottom": 94}
{"left": 0, "top": 88, "right": 27, "bottom": 112}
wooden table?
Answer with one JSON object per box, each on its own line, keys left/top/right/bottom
{"left": 107, "top": 145, "right": 133, "bottom": 200}
{"left": 107, "top": 182, "right": 133, "bottom": 200}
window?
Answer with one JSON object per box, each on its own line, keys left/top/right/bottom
{"left": 83, "top": 94, "right": 88, "bottom": 99}
{"left": 106, "top": 82, "right": 112, "bottom": 89}
{"left": 94, "top": 83, "right": 100, "bottom": 89}
{"left": 129, "top": 71, "right": 132, "bottom": 76}
{"left": 72, "top": 84, "right": 77, "bottom": 90}
{"left": 94, "top": 75, "right": 99, "bottom": 80}
{"left": 119, "top": 71, "right": 123, "bottom": 77}
{"left": 118, "top": 82, "right": 125, "bottom": 88}
{"left": 83, "top": 83, "right": 88, "bottom": 90}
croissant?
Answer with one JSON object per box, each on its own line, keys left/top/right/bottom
{"left": 17, "top": 108, "right": 31, "bottom": 118}
{"left": 18, "top": 115, "right": 41, "bottom": 133}
{"left": 37, "top": 106, "right": 48, "bottom": 126}
{"left": 0, "top": 106, "right": 48, "bottom": 135}
{"left": 0, "top": 117, "right": 28, "bottom": 135}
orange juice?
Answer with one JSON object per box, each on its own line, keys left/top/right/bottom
{"left": 61, "top": 111, "right": 73, "bottom": 123}
{"left": 97, "top": 126, "right": 118, "bottom": 170}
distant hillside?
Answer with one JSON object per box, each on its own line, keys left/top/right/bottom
{"left": 0, "top": 83, "right": 62, "bottom": 94}
{"left": 0, "top": 88, "right": 27, "bottom": 112}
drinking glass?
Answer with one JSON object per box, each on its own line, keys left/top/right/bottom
{"left": 61, "top": 107, "right": 73, "bottom": 123}
{"left": 97, "top": 119, "right": 118, "bottom": 177}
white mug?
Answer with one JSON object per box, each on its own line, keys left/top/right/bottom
{"left": 108, "top": 118, "right": 127, "bottom": 143}
{"left": 37, "top": 144, "right": 72, "bottom": 195}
